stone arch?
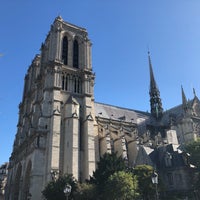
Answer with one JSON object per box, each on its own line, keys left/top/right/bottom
{"left": 13, "top": 163, "right": 22, "bottom": 200}
{"left": 23, "top": 160, "right": 32, "bottom": 200}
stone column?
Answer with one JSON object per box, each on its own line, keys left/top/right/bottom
{"left": 62, "top": 98, "right": 80, "bottom": 180}
{"left": 81, "top": 98, "right": 95, "bottom": 181}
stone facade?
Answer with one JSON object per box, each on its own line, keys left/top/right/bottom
{"left": 5, "top": 17, "right": 200, "bottom": 199}
{"left": 6, "top": 16, "right": 96, "bottom": 200}
{"left": 0, "top": 162, "right": 8, "bottom": 200}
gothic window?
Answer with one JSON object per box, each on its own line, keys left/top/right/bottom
{"left": 72, "top": 75, "right": 81, "bottom": 94}
{"left": 62, "top": 36, "right": 68, "bottom": 65}
{"left": 78, "top": 77, "right": 81, "bottom": 93}
{"left": 62, "top": 74, "right": 65, "bottom": 90}
{"left": 65, "top": 75, "right": 68, "bottom": 90}
{"left": 74, "top": 76, "right": 77, "bottom": 93}
{"left": 61, "top": 73, "right": 69, "bottom": 91}
{"left": 73, "top": 40, "right": 79, "bottom": 68}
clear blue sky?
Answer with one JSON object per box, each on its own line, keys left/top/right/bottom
{"left": 1, "top": 0, "right": 200, "bottom": 164}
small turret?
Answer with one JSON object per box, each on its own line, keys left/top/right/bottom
{"left": 181, "top": 85, "right": 188, "bottom": 113}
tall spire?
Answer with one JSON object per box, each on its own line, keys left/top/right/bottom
{"left": 148, "top": 52, "right": 163, "bottom": 119}
{"left": 149, "top": 51, "right": 157, "bottom": 90}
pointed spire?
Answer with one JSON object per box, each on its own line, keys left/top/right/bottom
{"left": 148, "top": 51, "right": 163, "bottom": 119}
{"left": 181, "top": 85, "right": 187, "bottom": 105}
{"left": 193, "top": 88, "right": 197, "bottom": 97}
{"left": 181, "top": 85, "right": 188, "bottom": 112}
{"left": 148, "top": 51, "right": 157, "bottom": 91}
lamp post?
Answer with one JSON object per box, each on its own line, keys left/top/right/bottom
{"left": 50, "top": 169, "right": 59, "bottom": 181}
{"left": 63, "top": 184, "right": 71, "bottom": 200}
{"left": 151, "top": 171, "right": 159, "bottom": 200}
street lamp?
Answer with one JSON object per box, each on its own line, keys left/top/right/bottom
{"left": 63, "top": 184, "right": 71, "bottom": 200}
{"left": 50, "top": 169, "right": 59, "bottom": 181}
{"left": 151, "top": 171, "right": 159, "bottom": 200}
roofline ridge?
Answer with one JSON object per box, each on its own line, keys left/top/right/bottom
{"left": 94, "top": 101, "right": 151, "bottom": 115}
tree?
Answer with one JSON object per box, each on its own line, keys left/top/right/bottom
{"left": 90, "top": 152, "right": 126, "bottom": 187}
{"left": 133, "top": 165, "right": 155, "bottom": 200}
{"left": 185, "top": 138, "right": 200, "bottom": 168}
{"left": 74, "top": 182, "right": 97, "bottom": 200}
{"left": 185, "top": 139, "right": 200, "bottom": 193}
{"left": 103, "top": 171, "right": 139, "bottom": 200}
{"left": 42, "top": 174, "right": 77, "bottom": 200}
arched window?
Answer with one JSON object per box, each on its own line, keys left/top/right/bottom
{"left": 61, "top": 73, "right": 69, "bottom": 91}
{"left": 62, "top": 36, "right": 68, "bottom": 65}
{"left": 73, "top": 76, "right": 81, "bottom": 93}
{"left": 73, "top": 40, "right": 79, "bottom": 68}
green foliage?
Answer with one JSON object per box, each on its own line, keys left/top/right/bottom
{"left": 91, "top": 152, "right": 126, "bottom": 187}
{"left": 133, "top": 165, "right": 155, "bottom": 199}
{"left": 185, "top": 139, "right": 200, "bottom": 190}
{"left": 74, "top": 182, "right": 97, "bottom": 200}
{"left": 185, "top": 138, "right": 200, "bottom": 168}
{"left": 42, "top": 159, "right": 159, "bottom": 200}
{"left": 42, "top": 174, "right": 77, "bottom": 200}
{"left": 103, "top": 171, "right": 139, "bottom": 200}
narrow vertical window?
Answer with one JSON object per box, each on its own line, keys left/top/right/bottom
{"left": 62, "top": 74, "right": 65, "bottom": 90}
{"left": 65, "top": 75, "right": 68, "bottom": 91}
{"left": 62, "top": 36, "right": 68, "bottom": 65}
{"left": 73, "top": 40, "right": 79, "bottom": 68}
{"left": 78, "top": 77, "right": 81, "bottom": 93}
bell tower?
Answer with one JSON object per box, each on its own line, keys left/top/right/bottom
{"left": 6, "top": 16, "right": 96, "bottom": 200}
{"left": 39, "top": 16, "right": 96, "bottom": 181}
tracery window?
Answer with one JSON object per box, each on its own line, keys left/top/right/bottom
{"left": 61, "top": 73, "right": 82, "bottom": 94}
{"left": 73, "top": 40, "right": 79, "bottom": 68}
{"left": 62, "top": 36, "right": 68, "bottom": 65}
{"left": 61, "top": 73, "right": 69, "bottom": 91}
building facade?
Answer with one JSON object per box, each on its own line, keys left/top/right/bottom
{"left": 0, "top": 162, "right": 8, "bottom": 200}
{"left": 6, "top": 17, "right": 200, "bottom": 199}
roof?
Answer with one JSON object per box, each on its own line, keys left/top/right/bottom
{"left": 94, "top": 102, "right": 150, "bottom": 124}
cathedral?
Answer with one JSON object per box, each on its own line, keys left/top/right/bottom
{"left": 5, "top": 16, "right": 200, "bottom": 199}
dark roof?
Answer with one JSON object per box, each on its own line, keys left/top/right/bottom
{"left": 94, "top": 102, "right": 150, "bottom": 124}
